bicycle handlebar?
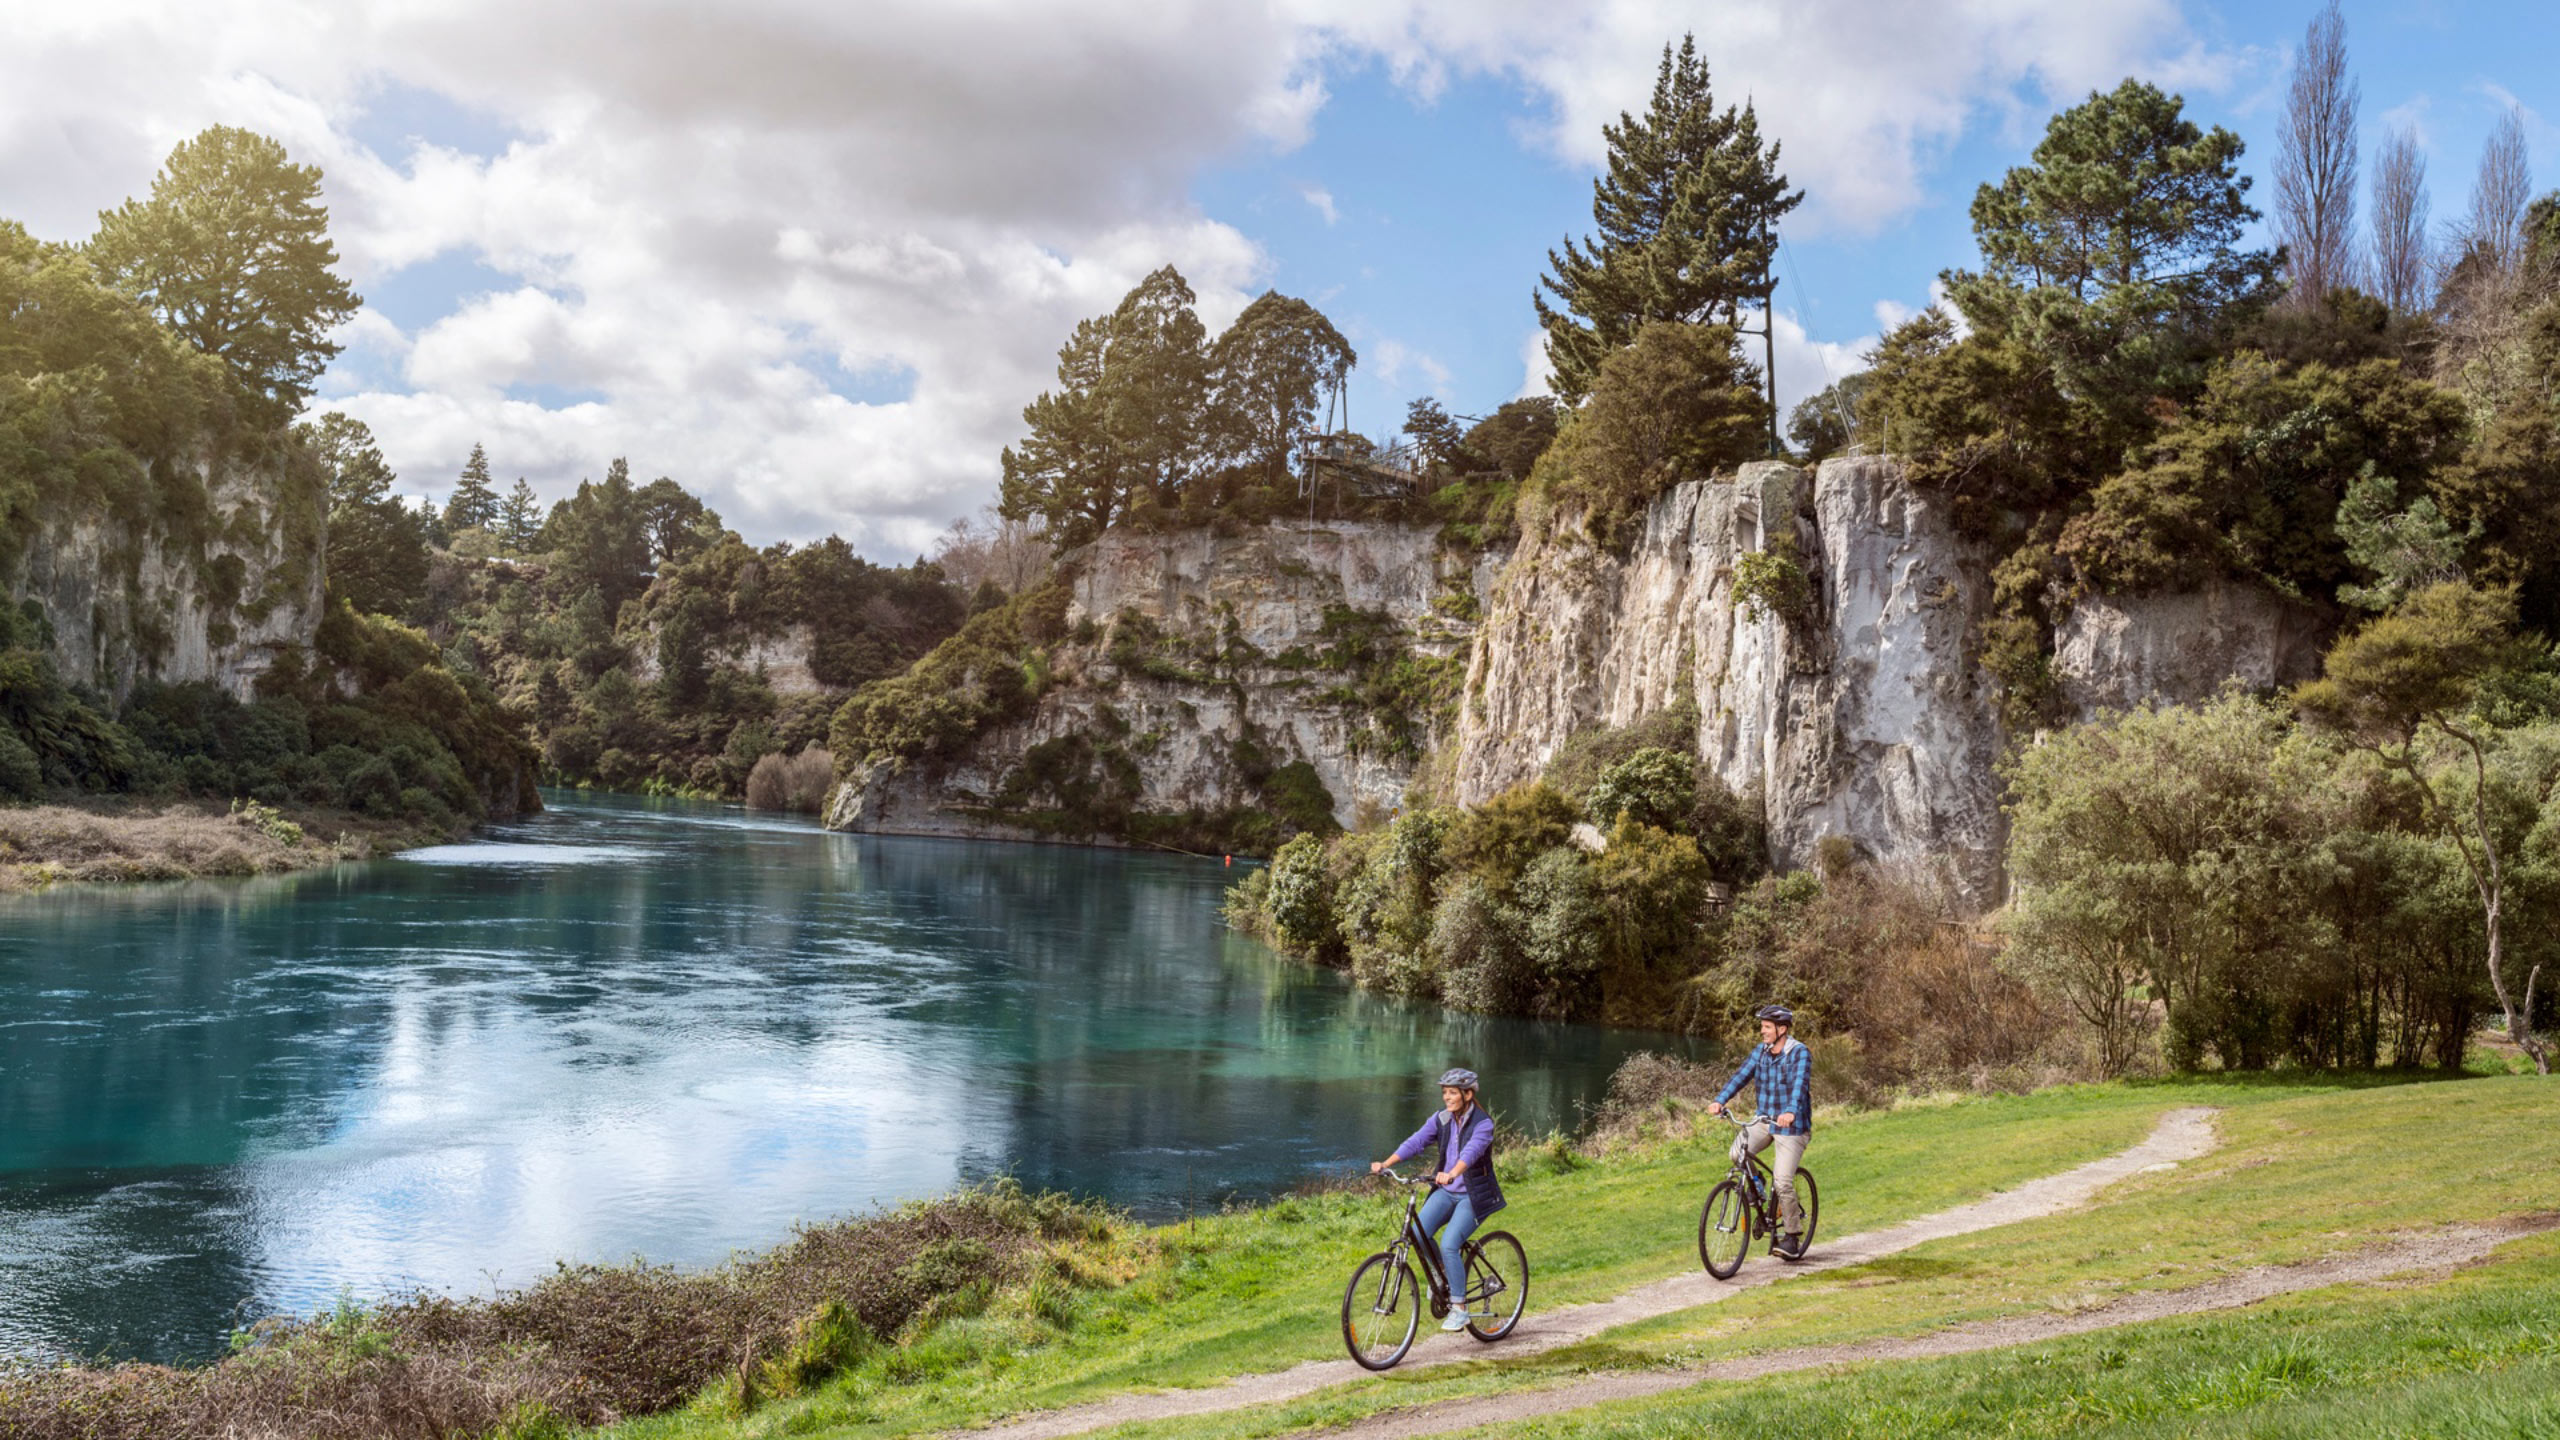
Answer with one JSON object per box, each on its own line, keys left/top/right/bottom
{"left": 1375, "top": 1166, "right": 1443, "bottom": 1189}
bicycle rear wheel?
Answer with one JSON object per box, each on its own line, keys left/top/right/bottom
{"left": 1775, "top": 1167, "right": 1819, "bottom": 1258}
{"left": 1698, "top": 1179, "right": 1751, "bottom": 1280}
{"left": 1461, "top": 1230, "right": 1529, "bottom": 1341}
{"left": 1342, "top": 1252, "right": 1421, "bottom": 1370}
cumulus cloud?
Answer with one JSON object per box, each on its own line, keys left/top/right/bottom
{"left": 0, "top": 0, "right": 2232, "bottom": 552}
{"left": 1306, "top": 0, "right": 2231, "bottom": 234}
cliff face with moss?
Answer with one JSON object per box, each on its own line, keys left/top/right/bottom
{"left": 8, "top": 442, "right": 326, "bottom": 701}
{"left": 825, "top": 520, "right": 1486, "bottom": 851}
{"left": 1449, "top": 455, "right": 2324, "bottom": 906}
{"left": 824, "top": 457, "right": 2324, "bottom": 897}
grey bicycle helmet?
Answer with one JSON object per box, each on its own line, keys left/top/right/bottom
{"left": 1437, "top": 1067, "right": 1479, "bottom": 1089}
{"left": 1753, "top": 1004, "right": 1795, "bottom": 1026}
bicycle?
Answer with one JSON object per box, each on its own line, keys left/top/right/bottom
{"left": 1340, "top": 1168, "right": 1530, "bottom": 1370}
{"left": 1697, "top": 1109, "right": 1821, "bottom": 1280}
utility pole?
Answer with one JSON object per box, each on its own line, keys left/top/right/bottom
{"left": 1762, "top": 216, "right": 1781, "bottom": 456}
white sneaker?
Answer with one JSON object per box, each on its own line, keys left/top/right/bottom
{"left": 1440, "top": 1312, "right": 1471, "bottom": 1331}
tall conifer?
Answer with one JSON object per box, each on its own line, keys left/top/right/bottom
{"left": 444, "top": 442, "right": 499, "bottom": 532}
{"left": 1535, "top": 36, "right": 1801, "bottom": 405}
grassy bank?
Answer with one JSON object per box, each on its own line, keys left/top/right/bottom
{"left": 1066, "top": 1070, "right": 2557, "bottom": 1440}
{"left": 0, "top": 797, "right": 462, "bottom": 890}
{"left": 7, "top": 1069, "right": 2550, "bottom": 1440}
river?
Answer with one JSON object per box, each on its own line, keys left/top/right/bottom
{"left": 0, "top": 793, "right": 1689, "bottom": 1364}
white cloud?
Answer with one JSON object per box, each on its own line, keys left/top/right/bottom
{"left": 1516, "top": 328, "right": 1554, "bottom": 401}
{"left": 2376, "top": 93, "right": 2437, "bottom": 152}
{"left": 1749, "top": 308, "right": 1875, "bottom": 418}
{"left": 1304, "top": 0, "right": 2233, "bottom": 235}
{"left": 0, "top": 0, "right": 2238, "bottom": 551}
{"left": 1299, "top": 184, "right": 1340, "bottom": 225}
{"left": 1368, "top": 337, "right": 1451, "bottom": 397}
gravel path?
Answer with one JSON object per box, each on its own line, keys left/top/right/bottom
{"left": 965, "top": 1107, "right": 2220, "bottom": 1439}
{"left": 1327, "top": 1214, "right": 2560, "bottom": 1438}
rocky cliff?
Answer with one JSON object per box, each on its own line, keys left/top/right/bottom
{"left": 827, "top": 456, "right": 2327, "bottom": 892}
{"left": 1449, "top": 456, "right": 2325, "bottom": 907}
{"left": 8, "top": 444, "right": 326, "bottom": 702}
{"left": 825, "top": 520, "right": 1483, "bottom": 845}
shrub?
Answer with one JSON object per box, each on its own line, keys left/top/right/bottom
{"left": 1259, "top": 832, "right": 1340, "bottom": 958}
{"left": 1541, "top": 701, "right": 1700, "bottom": 801}
{"left": 1446, "top": 783, "right": 1576, "bottom": 897}
{"left": 1430, "top": 873, "right": 1527, "bottom": 1013}
{"left": 743, "top": 746, "right": 835, "bottom": 814}
{"left": 1514, "top": 846, "right": 1603, "bottom": 1016}
{"left": 1585, "top": 747, "right": 1697, "bottom": 832}
{"left": 1532, "top": 321, "right": 1768, "bottom": 554}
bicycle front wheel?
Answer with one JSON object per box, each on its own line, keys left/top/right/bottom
{"left": 1698, "top": 1179, "right": 1751, "bottom": 1280}
{"left": 1342, "top": 1252, "right": 1421, "bottom": 1370}
{"left": 1462, "top": 1229, "right": 1529, "bottom": 1341}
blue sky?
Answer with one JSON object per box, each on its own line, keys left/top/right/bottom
{"left": 1224, "top": 2, "right": 2557, "bottom": 444}
{"left": 1, "top": 1, "right": 2552, "bottom": 556}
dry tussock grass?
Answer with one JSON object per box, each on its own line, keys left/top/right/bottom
{"left": 0, "top": 1185, "right": 1113, "bottom": 1440}
{"left": 0, "top": 803, "right": 340, "bottom": 888}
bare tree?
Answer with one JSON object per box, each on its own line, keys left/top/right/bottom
{"left": 2274, "top": 0, "right": 2360, "bottom": 306}
{"left": 2460, "top": 108, "right": 2533, "bottom": 279}
{"left": 932, "top": 504, "right": 1049, "bottom": 597}
{"left": 2371, "top": 127, "right": 2431, "bottom": 313}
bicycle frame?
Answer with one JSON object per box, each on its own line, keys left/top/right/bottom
{"left": 1719, "top": 1113, "right": 1786, "bottom": 1232}
{"left": 1381, "top": 1177, "right": 1456, "bottom": 1307}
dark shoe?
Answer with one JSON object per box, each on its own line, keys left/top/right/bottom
{"left": 1773, "top": 1233, "right": 1806, "bottom": 1260}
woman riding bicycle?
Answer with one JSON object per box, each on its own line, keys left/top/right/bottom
{"left": 1371, "top": 1067, "right": 1505, "bottom": 1330}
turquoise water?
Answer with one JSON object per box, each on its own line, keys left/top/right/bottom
{"left": 0, "top": 793, "right": 1689, "bottom": 1364}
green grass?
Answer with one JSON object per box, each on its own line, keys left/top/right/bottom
{"left": 600, "top": 1075, "right": 2483, "bottom": 1439}
{"left": 1052, "top": 1073, "right": 2560, "bottom": 1440}
{"left": 1468, "top": 1230, "right": 2560, "bottom": 1438}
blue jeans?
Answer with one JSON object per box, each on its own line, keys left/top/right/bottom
{"left": 1415, "top": 1187, "right": 1480, "bottom": 1303}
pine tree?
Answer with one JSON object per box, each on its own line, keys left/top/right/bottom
{"left": 443, "top": 442, "right": 499, "bottom": 533}
{"left": 1000, "top": 266, "right": 1211, "bottom": 545}
{"left": 1535, "top": 36, "right": 1802, "bottom": 405}
{"left": 496, "top": 478, "right": 542, "bottom": 552}
{"left": 88, "top": 126, "right": 361, "bottom": 417}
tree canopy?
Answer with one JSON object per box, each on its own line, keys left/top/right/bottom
{"left": 1001, "top": 269, "right": 1359, "bottom": 547}
{"left": 1210, "top": 291, "right": 1354, "bottom": 480}
{"left": 87, "top": 126, "right": 360, "bottom": 418}
{"left": 1536, "top": 35, "right": 1801, "bottom": 405}
{"left": 301, "top": 412, "right": 429, "bottom": 619}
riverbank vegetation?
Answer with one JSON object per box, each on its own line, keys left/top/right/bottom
{"left": 2, "top": 146, "right": 537, "bottom": 862}
{"left": 326, "top": 432, "right": 968, "bottom": 802}
{"left": 7, "top": 1066, "right": 2549, "bottom": 1439}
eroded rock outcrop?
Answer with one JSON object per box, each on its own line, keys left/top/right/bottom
{"left": 825, "top": 520, "right": 1481, "bottom": 845}
{"left": 9, "top": 447, "right": 325, "bottom": 701}
{"left": 1452, "top": 456, "right": 2324, "bottom": 909}
{"left": 2052, "top": 580, "right": 2326, "bottom": 716}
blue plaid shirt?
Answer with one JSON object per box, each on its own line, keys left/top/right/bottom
{"left": 1716, "top": 1037, "right": 1812, "bottom": 1136}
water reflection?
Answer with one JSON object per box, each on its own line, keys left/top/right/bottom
{"left": 0, "top": 794, "right": 1690, "bottom": 1363}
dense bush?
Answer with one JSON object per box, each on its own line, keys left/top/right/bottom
{"left": 392, "top": 474, "right": 969, "bottom": 802}
{"left": 829, "top": 581, "right": 1066, "bottom": 768}
{"left": 1520, "top": 321, "right": 1768, "bottom": 554}
{"left": 1230, "top": 716, "right": 1756, "bottom": 1027}
{"left": 2006, "top": 687, "right": 2550, "bottom": 1076}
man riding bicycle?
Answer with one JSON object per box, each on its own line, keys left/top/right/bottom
{"left": 1371, "top": 1067, "right": 1505, "bottom": 1330}
{"left": 1705, "top": 1005, "right": 1811, "bottom": 1258}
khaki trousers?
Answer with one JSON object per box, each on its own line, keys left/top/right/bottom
{"left": 1732, "top": 1128, "right": 1808, "bottom": 1235}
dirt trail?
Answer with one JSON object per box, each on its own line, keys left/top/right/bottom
{"left": 967, "top": 1107, "right": 2219, "bottom": 1439}
{"left": 1329, "top": 1214, "right": 2560, "bottom": 1439}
